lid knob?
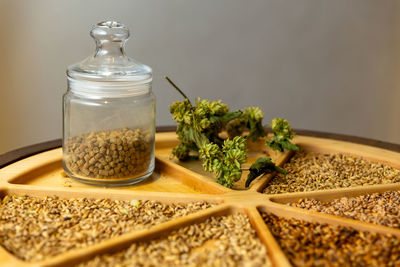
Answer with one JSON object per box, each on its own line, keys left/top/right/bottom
{"left": 90, "top": 21, "right": 130, "bottom": 42}
{"left": 90, "top": 21, "right": 130, "bottom": 58}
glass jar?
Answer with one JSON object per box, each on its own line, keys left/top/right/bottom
{"left": 63, "top": 21, "right": 155, "bottom": 186}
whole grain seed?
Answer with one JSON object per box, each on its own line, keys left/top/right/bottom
{"left": 64, "top": 127, "right": 153, "bottom": 179}
{"left": 0, "top": 195, "right": 211, "bottom": 261}
{"left": 263, "top": 152, "right": 400, "bottom": 194}
{"left": 77, "top": 214, "right": 271, "bottom": 267}
{"left": 262, "top": 213, "right": 400, "bottom": 266}
{"left": 291, "top": 190, "right": 400, "bottom": 229}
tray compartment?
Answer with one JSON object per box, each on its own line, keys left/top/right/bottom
{"left": 276, "top": 186, "right": 400, "bottom": 230}
{"left": 156, "top": 133, "right": 292, "bottom": 191}
{"left": 260, "top": 210, "right": 400, "bottom": 266}
{"left": 259, "top": 197, "right": 400, "bottom": 238}
{"left": 1, "top": 148, "right": 224, "bottom": 194}
{"left": 0, "top": 189, "right": 217, "bottom": 264}
{"left": 269, "top": 183, "right": 400, "bottom": 204}
{"left": 262, "top": 138, "right": 400, "bottom": 195}
{"left": 51, "top": 206, "right": 275, "bottom": 267}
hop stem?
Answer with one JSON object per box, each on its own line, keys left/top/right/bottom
{"left": 165, "top": 76, "right": 192, "bottom": 104}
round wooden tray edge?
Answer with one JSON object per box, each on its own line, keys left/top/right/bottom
{"left": 1, "top": 126, "right": 399, "bottom": 169}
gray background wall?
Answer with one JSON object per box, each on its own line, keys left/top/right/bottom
{"left": 0, "top": 0, "right": 399, "bottom": 154}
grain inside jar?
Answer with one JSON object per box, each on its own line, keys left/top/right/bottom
{"left": 64, "top": 127, "right": 153, "bottom": 179}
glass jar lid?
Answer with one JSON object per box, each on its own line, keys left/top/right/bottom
{"left": 67, "top": 21, "right": 152, "bottom": 97}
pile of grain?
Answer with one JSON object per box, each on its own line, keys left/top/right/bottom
{"left": 263, "top": 152, "right": 400, "bottom": 194}
{"left": 262, "top": 213, "right": 400, "bottom": 266}
{"left": 0, "top": 195, "right": 211, "bottom": 261}
{"left": 78, "top": 214, "right": 271, "bottom": 267}
{"left": 291, "top": 190, "right": 400, "bottom": 228}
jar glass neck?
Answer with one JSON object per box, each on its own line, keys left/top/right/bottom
{"left": 94, "top": 40, "right": 126, "bottom": 58}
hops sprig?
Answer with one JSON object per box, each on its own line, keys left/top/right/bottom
{"left": 266, "top": 118, "right": 300, "bottom": 152}
{"left": 199, "top": 136, "right": 247, "bottom": 188}
{"left": 227, "top": 107, "right": 266, "bottom": 141}
{"left": 166, "top": 76, "right": 299, "bottom": 189}
{"left": 170, "top": 96, "right": 245, "bottom": 187}
{"left": 170, "top": 99, "right": 192, "bottom": 124}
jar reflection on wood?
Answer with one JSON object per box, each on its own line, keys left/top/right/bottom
{"left": 62, "top": 21, "right": 155, "bottom": 186}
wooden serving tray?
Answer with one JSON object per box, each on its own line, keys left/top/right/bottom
{"left": 1, "top": 130, "right": 400, "bottom": 267}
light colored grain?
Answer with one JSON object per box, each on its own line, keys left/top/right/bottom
{"left": 0, "top": 195, "right": 211, "bottom": 261}
{"left": 291, "top": 190, "right": 400, "bottom": 229}
{"left": 78, "top": 214, "right": 271, "bottom": 267}
{"left": 264, "top": 152, "right": 400, "bottom": 194}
